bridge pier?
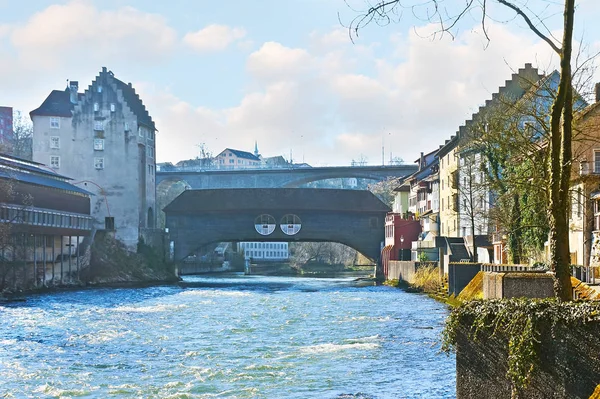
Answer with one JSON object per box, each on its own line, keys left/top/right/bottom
{"left": 375, "top": 259, "right": 386, "bottom": 282}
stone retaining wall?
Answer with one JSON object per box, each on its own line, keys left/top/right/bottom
{"left": 456, "top": 317, "right": 600, "bottom": 398}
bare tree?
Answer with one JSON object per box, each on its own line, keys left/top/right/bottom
{"left": 12, "top": 111, "right": 32, "bottom": 160}
{"left": 346, "top": 0, "right": 576, "bottom": 300}
{"left": 368, "top": 176, "right": 400, "bottom": 208}
{"left": 456, "top": 151, "right": 491, "bottom": 262}
{"left": 290, "top": 242, "right": 357, "bottom": 269}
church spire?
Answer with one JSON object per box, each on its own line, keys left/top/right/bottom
{"left": 254, "top": 141, "right": 259, "bottom": 157}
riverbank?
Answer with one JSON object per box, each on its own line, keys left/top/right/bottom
{"left": 0, "top": 234, "right": 180, "bottom": 301}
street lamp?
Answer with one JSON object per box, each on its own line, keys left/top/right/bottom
{"left": 400, "top": 235, "right": 404, "bottom": 261}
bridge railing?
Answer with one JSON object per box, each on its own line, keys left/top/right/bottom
{"left": 158, "top": 164, "right": 309, "bottom": 172}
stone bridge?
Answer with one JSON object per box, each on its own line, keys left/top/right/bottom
{"left": 156, "top": 164, "right": 417, "bottom": 190}
{"left": 164, "top": 188, "right": 390, "bottom": 263}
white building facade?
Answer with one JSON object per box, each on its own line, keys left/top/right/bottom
{"left": 30, "top": 67, "right": 157, "bottom": 249}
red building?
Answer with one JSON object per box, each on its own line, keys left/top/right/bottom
{"left": 381, "top": 212, "right": 421, "bottom": 278}
{"left": 0, "top": 106, "right": 13, "bottom": 152}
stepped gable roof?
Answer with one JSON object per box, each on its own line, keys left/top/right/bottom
{"left": 220, "top": 148, "right": 261, "bottom": 161}
{"left": 437, "top": 135, "right": 458, "bottom": 158}
{"left": 110, "top": 74, "right": 156, "bottom": 131}
{"left": 31, "top": 68, "right": 156, "bottom": 132}
{"left": 163, "top": 188, "right": 391, "bottom": 213}
{"left": 453, "top": 63, "right": 545, "bottom": 142}
{"left": 30, "top": 89, "right": 83, "bottom": 118}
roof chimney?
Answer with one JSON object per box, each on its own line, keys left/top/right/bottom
{"left": 595, "top": 82, "right": 600, "bottom": 103}
{"left": 69, "top": 81, "right": 78, "bottom": 104}
{"left": 420, "top": 152, "right": 425, "bottom": 169}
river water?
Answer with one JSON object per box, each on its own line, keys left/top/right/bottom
{"left": 0, "top": 275, "right": 456, "bottom": 398}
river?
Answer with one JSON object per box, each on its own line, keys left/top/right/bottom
{"left": 0, "top": 275, "right": 456, "bottom": 398}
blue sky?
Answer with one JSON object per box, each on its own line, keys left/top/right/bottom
{"left": 1, "top": 0, "right": 599, "bottom": 166}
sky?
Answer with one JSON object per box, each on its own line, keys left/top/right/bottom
{"left": 1, "top": 0, "right": 600, "bottom": 167}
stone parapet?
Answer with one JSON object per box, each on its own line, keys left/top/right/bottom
{"left": 483, "top": 272, "right": 554, "bottom": 299}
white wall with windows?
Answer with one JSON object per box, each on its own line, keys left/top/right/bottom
{"left": 238, "top": 242, "right": 289, "bottom": 260}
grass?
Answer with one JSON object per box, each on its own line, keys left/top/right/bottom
{"left": 412, "top": 265, "right": 444, "bottom": 294}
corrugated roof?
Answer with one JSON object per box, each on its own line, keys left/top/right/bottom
{"left": 0, "top": 154, "right": 64, "bottom": 178}
{"left": 164, "top": 188, "right": 390, "bottom": 213}
{"left": 0, "top": 168, "right": 92, "bottom": 196}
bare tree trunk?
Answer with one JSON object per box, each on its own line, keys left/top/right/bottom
{"left": 509, "top": 193, "right": 522, "bottom": 264}
{"left": 548, "top": 0, "right": 575, "bottom": 301}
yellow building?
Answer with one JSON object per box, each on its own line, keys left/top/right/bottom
{"left": 437, "top": 135, "right": 459, "bottom": 237}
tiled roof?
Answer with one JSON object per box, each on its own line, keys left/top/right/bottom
{"left": 30, "top": 89, "right": 83, "bottom": 118}
{"left": 221, "top": 148, "right": 261, "bottom": 161}
{"left": 164, "top": 188, "right": 391, "bottom": 213}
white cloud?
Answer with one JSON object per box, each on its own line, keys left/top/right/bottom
{"left": 11, "top": 1, "right": 177, "bottom": 69}
{"left": 183, "top": 24, "right": 246, "bottom": 53}
{"left": 246, "top": 42, "right": 315, "bottom": 83}
{"left": 150, "top": 23, "right": 561, "bottom": 167}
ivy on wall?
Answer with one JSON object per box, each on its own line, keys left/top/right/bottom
{"left": 442, "top": 299, "right": 600, "bottom": 391}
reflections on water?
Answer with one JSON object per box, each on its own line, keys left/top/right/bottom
{"left": 0, "top": 274, "right": 456, "bottom": 398}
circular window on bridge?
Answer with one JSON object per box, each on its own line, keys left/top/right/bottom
{"left": 280, "top": 214, "right": 301, "bottom": 235}
{"left": 255, "top": 214, "right": 276, "bottom": 236}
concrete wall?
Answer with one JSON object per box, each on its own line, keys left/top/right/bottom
{"left": 448, "top": 263, "right": 481, "bottom": 296}
{"left": 387, "top": 260, "right": 438, "bottom": 284}
{"left": 455, "top": 315, "right": 600, "bottom": 398}
{"left": 483, "top": 272, "right": 555, "bottom": 299}
{"left": 388, "top": 260, "right": 417, "bottom": 283}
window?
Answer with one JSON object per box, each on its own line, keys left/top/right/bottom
{"left": 280, "top": 214, "right": 302, "bottom": 235}
{"left": 229, "top": 159, "right": 234, "bottom": 164}
{"left": 138, "top": 127, "right": 143, "bottom": 137}
{"left": 94, "top": 121, "right": 103, "bottom": 131}
{"left": 110, "top": 103, "right": 115, "bottom": 112}
{"left": 50, "top": 155, "right": 60, "bottom": 168}
{"left": 124, "top": 122, "right": 130, "bottom": 132}
{"left": 93, "top": 102, "right": 99, "bottom": 111}
{"left": 50, "top": 136, "right": 60, "bottom": 149}
{"left": 50, "top": 117, "right": 60, "bottom": 129}
{"left": 594, "top": 150, "right": 600, "bottom": 173}
{"left": 97, "top": 85, "right": 103, "bottom": 93}
{"left": 94, "top": 138, "right": 105, "bottom": 150}
{"left": 94, "top": 157, "right": 104, "bottom": 169}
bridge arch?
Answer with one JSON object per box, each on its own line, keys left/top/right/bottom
{"left": 156, "top": 164, "right": 417, "bottom": 190}
{"left": 164, "top": 188, "right": 390, "bottom": 263}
